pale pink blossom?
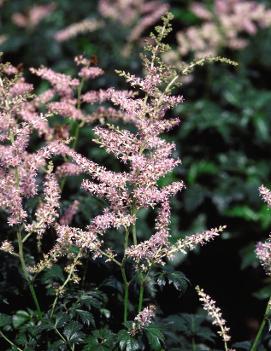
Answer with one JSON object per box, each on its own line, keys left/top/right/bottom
{"left": 59, "top": 200, "right": 80, "bottom": 226}
{"left": 130, "top": 305, "right": 156, "bottom": 335}
{"left": 256, "top": 240, "right": 271, "bottom": 276}
{"left": 25, "top": 173, "right": 61, "bottom": 236}
{"left": 30, "top": 67, "right": 79, "bottom": 97}
{"left": 12, "top": 4, "right": 55, "bottom": 29}
{"left": 196, "top": 286, "right": 231, "bottom": 345}
{"left": 259, "top": 185, "right": 271, "bottom": 208}
{"left": 54, "top": 18, "right": 103, "bottom": 42}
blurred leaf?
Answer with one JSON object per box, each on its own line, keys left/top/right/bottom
{"left": 117, "top": 330, "right": 140, "bottom": 351}
{"left": 145, "top": 324, "right": 164, "bottom": 351}
{"left": 12, "top": 310, "right": 31, "bottom": 329}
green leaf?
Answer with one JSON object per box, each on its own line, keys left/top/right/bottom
{"left": 75, "top": 309, "right": 95, "bottom": 327}
{"left": 63, "top": 321, "right": 85, "bottom": 344}
{"left": 41, "top": 265, "right": 65, "bottom": 284}
{"left": 54, "top": 312, "right": 70, "bottom": 329}
{"left": 83, "top": 329, "right": 115, "bottom": 351}
{"left": 0, "top": 313, "right": 12, "bottom": 329}
{"left": 117, "top": 330, "right": 140, "bottom": 351}
{"left": 157, "top": 266, "right": 190, "bottom": 293}
{"left": 145, "top": 324, "right": 164, "bottom": 351}
{"left": 12, "top": 310, "right": 31, "bottom": 329}
{"left": 225, "top": 205, "right": 259, "bottom": 221}
{"left": 253, "top": 284, "right": 271, "bottom": 300}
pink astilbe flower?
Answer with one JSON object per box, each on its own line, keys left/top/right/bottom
{"left": 54, "top": 18, "right": 103, "bottom": 42}
{"left": 30, "top": 67, "right": 79, "bottom": 97}
{"left": 256, "top": 241, "right": 271, "bottom": 276}
{"left": 56, "top": 162, "right": 82, "bottom": 178}
{"left": 169, "top": 226, "right": 226, "bottom": 257}
{"left": 129, "top": 3, "right": 169, "bottom": 42}
{"left": 259, "top": 185, "right": 271, "bottom": 208}
{"left": 177, "top": 0, "right": 271, "bottom": 58}
{"left": 59, "top": 200, "right": 80, "bottom": 226}
{"left": 0, "top": 173, "right": 27, "bottom": 225}
{"left": 12, "top": 4, "right": 56, "bottom": 29}
{"left": 0, "top": 240, "right": 15, "bottom": 255}
{"left": 130, "top": 305, "right": 156, "bottom": 335}
{"left": 256, "top": 185, "right": 271, "bottom": 276}
{"left": 196, "top": 286, "right": 232, "bottom": 348}
{"left": 126, "top": 200, "right": 171, "bottom": 269}
{"left": 25, "top": 172, "right": 61, "bottom": 236}
{"left": 98, "top": 0, "right": 168, "bottom": 43}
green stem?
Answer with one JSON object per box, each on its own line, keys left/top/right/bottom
{"left": 121, "top": 228, "right": 130, "bottom": 324}
{"left": 54, "top": 327, "right": 74, "bottom": 351}
{"left": 0, "top": 330, "right": 23, "bottom": 351}
{"left": 17, "top": 230, "right": 42, "bottom": 319}
{"left": 71, "top": 77, "right": 85, "bottom": 150}
{"left": 192, "top": 337, "right": 196, "bottom": 351}
{"left": 137, "top": 276, "right": 144, "bottom": 313}
{"left": 250, "top": 297, "right": 271, "bottom": 351}
{"left": 61, "top": 77, "right": 85, "bottom": 190}
{"left": 121, "top": 266, "right": 129, "bottom": 324}
{"left": 50, "top": 251, "right": 82, "bottom": 318}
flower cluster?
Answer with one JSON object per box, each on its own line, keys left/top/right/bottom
{"left": 130, "top": 305, "right": 156, "bottom": 335}
{"left": 11, "top": 4, "right": 55, "bottom": 29}
{"left": 0, "top": 16, "right": 232, "bottom": 342}
{"left": 176, "top": 0, "right": 271, "bottom": 58}
{"left": 256, "top": 185, "right": 271, "bottom": 276}
{"left": 196, "top": 286, "right": 232, "bottom": 348}
{"left": 54, "top": 18, "right": 104, "bottom": 42}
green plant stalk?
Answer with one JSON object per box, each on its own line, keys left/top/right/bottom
{"left": 250, "top": 296, "right": 271, "bottom": 351}
{"left": 61, "top": 77, "right": 85, "bottom": 190}
{"left": 137, "top": 277, "right": 144, "bottom": 313}
{"left": 50, "top": 250, "right": 82, "bottom": 318}
{"left": 121, "top": 266, "right": 129, "bottom": 324}
{"left": 0, "top": 330, "right": 23, "bottom": 351}
{"left": 54, "top": 327, "right": 74, "bottom": 351}
{"left": 120, "top": 227, "right": 130, "bottom": 324}
{"left": 71, "top": 77, "right": 85, "bottom": 150}
{"left": 191, "top": 316, "right": 197, "bottom": 351}
{"left": 16, "top": 230, "right": 42, "bottom": 319}
{"left": 192, "top": 337, "right": 196, "bottom": 351}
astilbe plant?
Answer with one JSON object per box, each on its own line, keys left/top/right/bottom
{"left": 176, "top": 0, "right": 271, "bottom": 58}
{"left": 0, "top": 13, "right": 235, "bottom": 351}
{"left": 252, "top": 185, "right": 271, "bottom": 351}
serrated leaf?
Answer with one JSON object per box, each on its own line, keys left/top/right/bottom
{"left": 63, "top": 321, "right": 84, "bottom": 343}
{"left": 145, "top": 324, "right": 164, "bottom": 351}
{"left": 75, "top": 309, "right": 95, "bottom": 327}
{"left": 54, "top": 312, "right": 70, "bottom": 329}
{"left": 83, "top": 329, "right": 115, "bottom": 351}
{"left": 117, "top": 330, "right": 140, "bottom": 351}
{"left": 12, "top": 310, "right": 31, "bottom": 329}
{"left": 41, "top": 265, "right": 65, "bottom": 284}
{"left": 157, "top": 267, "right": 190, "bottom": 294}
{"left": 0, "top": 313, "right": 12, "bottom": 328}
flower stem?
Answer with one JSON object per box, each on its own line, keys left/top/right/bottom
{"left": 16, "top": 230, "right": 42, "bottom": 319}
{"left": 120, "top": 227, "right": 130, "bottom": 324}
{"left": 0, "top": 330, "right": 23, "bottom": 351}
{"left": 121, "top": 266, "right": 129, "bottom": 324}
{"left": 137, "top": 276, "right": 144, "bottom": 313}
{"left": 250, "top": 297, "right": 271, "bottom": 351}
{"left": 50, "top": 250, "right": 82, "bottom": 318}
{"left": 54, "top": 327, "right": 74, "bottom": 351}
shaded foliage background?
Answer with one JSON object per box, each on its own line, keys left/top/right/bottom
{"left": 1, "top": 0, "right": 271, "bottom": 347}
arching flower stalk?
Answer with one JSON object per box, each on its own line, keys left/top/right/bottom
{"left": 252, "top": 185, "right": 271, "bottom": 350}
{"left": 0, "top": 13, "right": 228, "bottom": 330}
{"left": 196, "top": 286, "right": 233, "bottom": 351}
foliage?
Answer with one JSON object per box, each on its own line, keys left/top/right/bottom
{"left": 1, "top": 0, "right": 271, "bottom": 350}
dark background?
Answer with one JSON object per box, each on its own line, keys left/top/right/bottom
{"left": 1, "top": 0, "right": 271, "bottom": 344}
